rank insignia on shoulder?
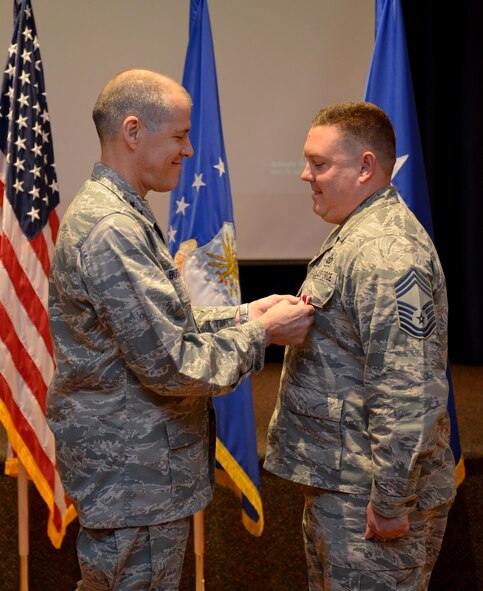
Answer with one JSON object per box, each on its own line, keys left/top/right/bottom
{"left": 394, "top": 267, "right": 436, "bottom": 339}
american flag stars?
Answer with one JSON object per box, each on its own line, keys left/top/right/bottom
{"left": 0, "top": 0, "right": 72, "bottom": 549}
{"left": 0, "top": 1, "right": 59, "bottom": 240}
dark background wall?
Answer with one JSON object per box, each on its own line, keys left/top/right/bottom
{"left": 240, "top": 262, "right": 309, "bottom": 362}
{"left": 240, "top": 1, "right": 483, "bottom": 366}
{"left": 403, "top": 1, "right": 483, "bottom": 365}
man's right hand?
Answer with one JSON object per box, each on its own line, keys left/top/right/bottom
{"left": 258, "top": 299, "right": 314, "bottom": 346}
{"left": 364, "top": 503, "right": 410, "bottom": 541}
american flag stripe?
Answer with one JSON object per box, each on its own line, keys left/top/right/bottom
{"left": 0, "top": 374, "right": 53, "bottom": 474}
{"left": 0, "top": 276, "right": 54, "bottom": 383}
{"left": 25, "top": 225, "right": 54, "bottom": 277}
{"left": 0, "top": 301, "right": 50, "bottom": 410}
{"left": 0, "top": 331, "right": 67, "bottom": 534}
{"left": 2, "top": 192, "right": 53, "bottom": 302}
{"left": 18, "top": 208, "right": 59, "bottom": 278}
{"left": 1, "top": 230, "right": 54, "bottom": 357}
{"left": 0, "top": 0, "right": 74, "bottom": 548}
{"left": 0, "top": 379, "right": 63, "bottom": 531}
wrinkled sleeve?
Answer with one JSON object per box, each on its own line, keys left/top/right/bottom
{"left": 192, "top": 305, "right": 238, "bottom": 333}
{"left": 80, "top": 213, "right": 266, "bottom": 396}
{"left": 347, "top": 236, "right": 449, "bottom": 517}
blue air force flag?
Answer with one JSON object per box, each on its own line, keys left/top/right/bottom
{"left": 364, "top": 0, "right": 464, "bottom": 485}
{"left": 168, "top": 0, "right": 264, "bottom": 535}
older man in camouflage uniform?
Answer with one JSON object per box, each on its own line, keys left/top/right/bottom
{"left": 47, "top": 69, "right": 314, "bottom": 590}
{"left": 264, "top": 102, "right": 456, "bottom": 591}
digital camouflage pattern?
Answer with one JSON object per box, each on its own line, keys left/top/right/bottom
{"left": 264, "top": 185, "right": 456, "bottom": 517}
{"left": 47, "top": 163, "right": 266, "bottom": 529}
{"left": 302, "top": 488, "right": 451, "bottom": 591}
{"left": 76, "top": 519, "right": 190, "bottom": 590}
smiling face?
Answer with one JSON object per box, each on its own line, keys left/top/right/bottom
{"left": 301, "top": 125, "right": 367, "bottom": 225}
{"left": 135, "top": 93, "right": 193, "bottom": 196}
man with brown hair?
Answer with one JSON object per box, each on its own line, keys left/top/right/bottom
{"left": 265, "top": 101, "right": 456, "bottom": 591}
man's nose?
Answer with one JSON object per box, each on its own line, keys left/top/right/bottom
{"left": 300, "top": 162, "right": 313, "bottom": 181}
{"left": 182, "top": 137, "right": 194, "bottom": 158}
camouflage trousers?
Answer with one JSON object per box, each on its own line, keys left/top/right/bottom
{"left": 302, "top": 487, "right": 452, "bottom": 591}
{"left": 75, "top": 517, "right": 191, "bottom": 590}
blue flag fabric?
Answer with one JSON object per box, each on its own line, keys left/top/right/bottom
{"left": 168, "top": 0, "right": 263, "bottom": 535}
{"left": 364, "top": 0, "right": 465, "bottom": 486}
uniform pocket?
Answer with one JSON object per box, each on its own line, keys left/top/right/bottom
{"left": 283, "top": 384, "right": 343, "bottom": 470}
{"left": 165, "top": 404, "right": 208, "bottom": 501}
{"left": 300, "top": 265, "right": 336, "bottom": 310}
{"left": 328, "top": 536, "right": 426, "bottom": 570}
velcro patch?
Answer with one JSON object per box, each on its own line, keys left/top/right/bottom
{"left": 394, "top": 267, "right": 436, "bottom": 339}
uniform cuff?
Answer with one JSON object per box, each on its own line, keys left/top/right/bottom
{"left": 370, "top": 482, "right": 417, "bottom": 517}
{"left": 238, "top": 319, "right": 267, "bottom": 374}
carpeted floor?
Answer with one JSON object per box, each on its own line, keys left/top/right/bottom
{"left": 0, "top": 361, "right": 481, "bottom": 590}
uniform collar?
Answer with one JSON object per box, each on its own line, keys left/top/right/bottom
{"left": 337, "top": 184, "right": 398, "bottom": 240}
{"left": 91, "top": 162, "right": 166, "bottom": 242}
{"left": 308, "top": 184, "right": 398, "bottom": 267}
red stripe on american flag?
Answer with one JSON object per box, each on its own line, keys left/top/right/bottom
{"left": 0, "top": 301, "right": 48, "bottom": 412}
{"left": 0, "top": 0, "right": 75, "bottom": 548}
{"left": 49, "top": 209, "right": 59, "bottom": 245}
{"left": 0, "top": 373, "right": 63, "bottom": 530}
{"left": 28, "top": 209, "right": 59, "bottom": 278}
{"left": 0, "top": 232, "right": 53, "bottom": 358}
{"left": 29, "top": 227, "right": 52, "bottom": 278}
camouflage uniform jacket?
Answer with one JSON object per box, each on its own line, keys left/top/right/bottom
{"left": 264, "top": 185, "right": 456, "bottom": 518}
{"left": 47, "top": 163, "right": 266, "bottom": 528}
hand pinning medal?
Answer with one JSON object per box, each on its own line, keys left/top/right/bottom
{"left": 301, "top": 294, "right": 312, "bottom": 305}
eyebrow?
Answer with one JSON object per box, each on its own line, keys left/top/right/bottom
{"left": 173, "top": 126, "right": 191, "bottom": 134}
{"left": 303, "top": 150, "right": 324, "bottom": 160}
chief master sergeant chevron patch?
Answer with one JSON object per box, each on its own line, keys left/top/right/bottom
{"left": 394, "top": 267, "right": 436, "bottom": 338}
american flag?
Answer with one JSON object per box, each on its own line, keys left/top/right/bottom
{"left": 0, "top": 0, "right": 75, "bottom": 548}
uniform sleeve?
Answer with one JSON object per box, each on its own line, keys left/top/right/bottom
{"left": 80, "top": 213, "right": 266, "bottom": 396}
{"left": 346, "top": 236, "right": 449, "bottom": 517}
{"left": 192, "top": 305, "right": 238, "bottom": 333}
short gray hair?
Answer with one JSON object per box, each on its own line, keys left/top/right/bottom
{"left": 92, "top": 69, "right": 191, "bottom": 142}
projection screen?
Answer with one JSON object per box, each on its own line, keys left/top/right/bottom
{"left": 0, "top": 0, "right": 374, "bottom": 260}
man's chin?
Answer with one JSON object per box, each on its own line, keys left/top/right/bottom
{"left": 313, "top": 203, "right": 325, "bottom": 218}
{"left": 156, "top": 179, "right": 180, "bottom": 193}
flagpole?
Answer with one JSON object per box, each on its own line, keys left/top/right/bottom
{"left": 193, "top": 510, "right": 205, "bottom": 590}
{"left": 18, "top": 460, "right": 29, "bottom": 591}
